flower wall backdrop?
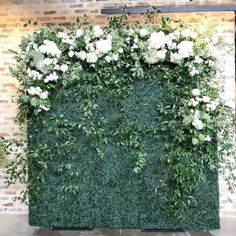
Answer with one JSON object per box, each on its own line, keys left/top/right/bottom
{"left": 1, "top": 13, "right": 235, "bottom": 230}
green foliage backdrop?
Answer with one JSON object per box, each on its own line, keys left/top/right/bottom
{"left": 28, "top": 80, "right": 219, "bottom": 230}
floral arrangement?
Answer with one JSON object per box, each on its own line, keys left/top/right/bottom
{"left": 7, "top": 16, "right": 235, "bottom": 220}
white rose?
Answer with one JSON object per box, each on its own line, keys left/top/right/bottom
{"left": 170, "top": 53, "right": 182, "bottom": 64}
{"left": 107, "top": 34, "right": 112, "bottom": 40}
{"left": 43, "top": 58, "right": 54, "bottom": 66}
{"left": 118, "top": 48, "right": 123, "bottom": 53}
{"left": 96, "top": 39, "right": 112, "bottom": 54}
{"left": 39, "top": 40, "right": 61, "bottom": 57}
{"left": 148, "top": 31, "right": 166, "bottom": 49}
{"left": 93, "top": 25, "right": 103, "bottom": 37}
{"left": 134, "top": 37, "right": 139, "bottom": 43}
{"left": 192, "top": 88, "right": 201, "bottom": 96}
{"left": 60, "top": 64, "right": 68, "bottom": 73}
{"left": 173, "top": 30, "right": 180, "bottom": 36}
{"left": 156, "top": 50, "right": 166, "bottom": 61}
{"left": 143, "top": 49, "right": 159, "bottom": 64}
{"left": 202, "top": 96, "right": 211, "bottom": 103}
{"left": 181, "top": 28, "right": 198, "bottom": 39}
{"left": 54, "top": 64, "right": 60, "bottom": 70}
{"left": 140, "top": 28, "right": 149, "bottom": 37}
{"left": 68, "top": 51, "right": 74, "bottom": 57}
{"left": 105, "top": 56, "right": 111, "bottom": 63}
{"left": 86, "top": 52, "right": 98, "bottom": 63}
{"left": 44, "top": 72, "right": 59, "bottom": 83}
{"left": 75, "top": 29, "right": 83, "bottom": 37}
{"left": 75, "top": 51, "right": 86, "bottom": 60}
{"left": 39, "top": 91, "right": 49, "bottom": 99}
{"left": 192, "top": 118, "right": 204, "bottom": 130}
{"left": 38, "top": 44, "right": 47, "bottom": 54}
{"left": 27, "top": 86, "right": 42, "bottom": 96}
{"left": 57, "top": 32, "right": 67, "bottom": 39}
{"left": 194, "top": 56, "right": 203, "bottom": 64}
{"left": 177, "top": 41, "right": 194, "bottom": 58}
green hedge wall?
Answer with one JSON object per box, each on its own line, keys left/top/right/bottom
{"left": 28, "top": 79, "right": 219, "bottom": 230}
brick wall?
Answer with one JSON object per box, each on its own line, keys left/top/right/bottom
{"left": 0, "top": 0, "right": 235, "bottom": 216}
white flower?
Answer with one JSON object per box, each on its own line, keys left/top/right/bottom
{"left": 140, "top": 28, "right": 149, "bottom": 37}
{"left": 75, "top": 51, "right": 86, "bottom": 60}
{"left": 134, "top": 37, "right": 139, "bottom": 43}
{"left": 181, "top": 28, "right": 198, "bottom": 39}
{"left": 86, "top": 43, "right": 95, "bottom": 52}
{"left": 107, "top": 34, "right": 112, "bottom": 40}
{"left": 54, "top": 64, "right": 60, "bottom": 70}
{"left": 43, "top": 58, "right": 54, "bottom": 66}
{"left": 173, "top": 30, "right": 180, "bottom": 36}
{"left": 96, "top": 39, "right": 112, "bottom": 54}
{"left": 112, "top": 53, "right": 119, "bottom": 61}
{"left": 27, "top": 69, "right": 43, "bottom": 80}
{"left": 93, "top": 25, "right": 103, "bottom": 37}
{"left": 118, "top": 48, "right": 123, "bottom": 53}
{"left": 39, "top": 91, "right": 49, "bottom": 99}
{"left": 194, "top": 56, "right": 203, "bottom": 64}
{"left": 105, "top": 55, "right": 112, "bottom": 63}
{"left": 148, "top": 31, "right": 166, "bottom": 49}
{"left": 156, "top": 50, "right": 166, "bottom": 61}
{"left": 170, "top": 53, "right": 182, "bottom": 64}
{"left": 189, "top": 67, "right": 198, "bottom": 77}
{"left": 192, "top": 89, "right": 201, "bottom": 96}
{"left": 27, "top": 86, "right": 42, "bottom": 96}
{"left": 206, "top": 101, "right": 217, "bottom": 111}
{"left": 192, "top": 118, "right": 204, "bottom": 130}
{"left": 44, "top": 72, "right": 59, "bottom": 83}
{"left": 128, "top": 29, "right": 134, "bottom": 35}
{"left": 177, "top": 41, "right": 194, "bottom": 58}
{"left": 143, "top": 49, "right": 159, "bottom": 64}
{"left": 57, "top": 32, "right": 67, "bottom": 39}
{"left": 39, "top": 40, "right": 61, "bottom": 57}
{"left": 60, "top": 64, "right": 68, "bottom": 73}
{"left": 75, "top": 29, "right": 83, "bottom": 37}
{"left": 202, "top": 96, "right": 211, "bottom": 103}
{"left": 125, "top": 37, "right": 130, "bottom": 42}
{"left": 39, "top": 105, "right": 50, "bottom": 111}
{"left": 204, "top": 135, "right": 212, "bottom": 142}
{"left": 188, "top": 98, "right": 199, "bottom": 107}
{"left": 68, "top": 51, "right": 74, "bottom": 57}
{"left": 86, "top": 52, "right": 98, "bottom": 63}
{"left": 196, "top": 97, "right": 202, "bottom": 102}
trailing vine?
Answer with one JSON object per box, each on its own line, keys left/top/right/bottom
{"left": 3, "top": 15, "right": 235, "bottom": 221}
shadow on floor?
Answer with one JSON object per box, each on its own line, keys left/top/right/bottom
{"left": 0, "top": 215, "right": 235, "bottom": 236}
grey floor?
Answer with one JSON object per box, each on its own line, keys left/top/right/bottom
{"left": 0, "top": 215, "right": 235, "bottom": 236}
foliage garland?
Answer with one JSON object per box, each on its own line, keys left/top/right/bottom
{"left": 3, "top": 15, "right": 235, "bottom": 220}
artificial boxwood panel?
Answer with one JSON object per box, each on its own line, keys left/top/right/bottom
{"left": 28, "top": 79, "right": 219, "bottom": 231}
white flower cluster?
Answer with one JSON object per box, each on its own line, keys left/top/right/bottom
{"left": 27, "top": 86, "right": 49, "bottom": 99}
{"left": 57, "top": 32, "right": 75, "bottom": 46}
{"left": 68, "top": 26, "right": 120, "bottom": 64}
{"left": 170, "top": 41, "right": 194, "bottom": 64}
{"left": 25, "top": 37, "right": 70, "bottom": 112}
{"left": 142, "top": 28, "right": 197, "bottom": 65}
{"left": 38, "top": 40, "right": 61, "bottom": 57}
{"left": 22, "top": 24, "right": 216, "bottom": 115}
{"left": 188, "top": 88, "right": 219, "bottom": 111}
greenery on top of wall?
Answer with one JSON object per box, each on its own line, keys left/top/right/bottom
{"left": 2, "top": 14, "right": 235, "bottom": 221}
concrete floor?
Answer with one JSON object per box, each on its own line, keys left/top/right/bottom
{"left": 0, "top": 215, "right": 235, "bottom": 236}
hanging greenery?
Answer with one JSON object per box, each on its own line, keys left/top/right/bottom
{"left": 4, "top": 15, "right": 236, "bottom": 222}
